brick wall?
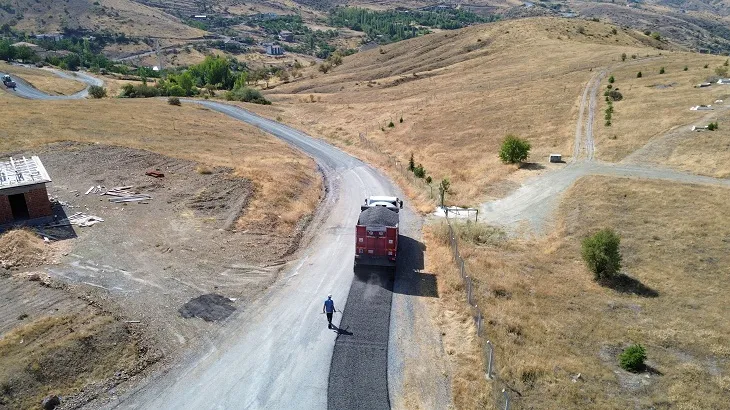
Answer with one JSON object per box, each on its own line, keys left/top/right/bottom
{"left": 24, "top": 185, "right": 52, "bottom": 219}
{"left": 0, "top": 196, "right": 11, "bottom": 224}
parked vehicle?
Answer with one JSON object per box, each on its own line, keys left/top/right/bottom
{"left": 355, "top": 196, "right": 403, "bottom": 269}
{"left": 2, "top": 75, "right": 16, "bottom": 90}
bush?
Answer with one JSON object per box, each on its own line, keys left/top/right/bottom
{"left": 608, "top": 75, "right": 615, "bottom": 83}
{"left": 88, "top": 85, "right": 107, "bottom": 99}
{"left": 167, "top": 85, "right": 186, "bottom": 97}
{"left": 715, "top": 66, "right": 729, "bottom": 77}
{"left": 659, "top": 67, "right": 665, "bottom": 74}
{"left": 224, "top": 87, "right": 271, "bottom": 105}
{"left": 119, "top": 83, "right": 160, "bottom": 98}
{"left": 636, "top": 71, "right": 642, "bottom": 78}
{"left": 708, "top": 121, "right": 718, "bottom": 131}
{"left": 621, "top": 53, "right": 626, "bottom": 62}
{"left": 168, "top": 97, "right": 181, "bottom": 106}
{"left": 608, "top": 90, "right": 623, "bottom": 101}
{"left": 619, "top": 344, "right": 646, "bottom": 372}
{"left": 388, "top": 121, "right": 395, "bottom": 128}
{"left": 581, "top": 228, "right": 622, "bottom": 281}
{"left": 499, "top": 135, "right": 531, "bottom": 164}
{"left": 318, "top": 62, "right": 332, "bottom": 73}
{"left": 413, "top": 164, "right": 426, "bottom": 178}
{"left": 683, "top": 66, "right": 688, "bottom": 71}
{"left": 408, "top": 153, "right": 415, "bottom": 171}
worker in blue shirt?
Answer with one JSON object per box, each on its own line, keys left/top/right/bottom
{"left": 323, "top": 294, "right": 337, "bottom": 329}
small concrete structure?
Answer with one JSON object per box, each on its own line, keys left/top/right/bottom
{"left": 278, "top": 31, "right": 294, "bottom": 42}
{"left": 0, "top": 156, "right": 53, "bottom": 225}
{"left": 717, "top": 78, "right": 730, "bottom": 85}
{"left": 549, "top": 154, "right": 562, "bottom": 163}
{"left": 692, "top": 125, "right": 709, "bottom": 131}
{"left": 690, "top": 105, "right": 714, "bottom": 111}
{"left": 265, "top": 44, "right": 284, "bottom": 56}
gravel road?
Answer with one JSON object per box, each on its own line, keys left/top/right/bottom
{"left": 6, "top": 68, "right": 453, "bottom": 410}
{"left": 0, "top": 67, "right": 101, "bottom": 100}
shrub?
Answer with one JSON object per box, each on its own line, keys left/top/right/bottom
{"left": 119, "top": 83, "right": 160, "bottom": 98}
{"left": 608, "top": 90, "right": 623, "bottom": 101}
{"left": 168, "top": 97, "right": 181, "bottom": 106}
{"left": 715, "top": 66, "right": 729, "bottom": 77}
{"left": 651, "top": 32, "right": 661, "bottom": 41}
{"left": 88, "top": 85, "right": 107, "bottom": 99}
{"left": 399, "top": 116, "right": 403, "bottom": 123}
{"left": 167, "top": 85, "right": 186, "bottom": 97}
{"left": 318, "top": 62, "right": 332, "bottom": 73}
{"left": 408, "top": 153, "right": 415, "bottom": 171}
{"left": 704, "top": 64, "right": 709, "bottom": 68}
{"left": 611, "top": 28, "right": 617, "bottom": 35}
{"left": 683, "top": 66, "right": 688, "bottom": 71}
{"left": 621, "top": 53, "right": 626, "bottom": 62}
{"left": 708, "top": 121, "right": 718, "bottom": 131}
{"left": 577, "top": 26, "right": 585, "bottom": 34}
{"left": 636, "top": 71, "right": 642, "bottom": 78}
{"left": 388, "top": 121, "right": 395, "bottom": 128}
{"left": 608, "top": 75, "right": 615, "bottom": 83}
{"left": 425, "top": 176, "right": 432, "bottom": 184}
{"left": 224, "top": 87, "right": 271, "bottom": 105}
{"left": 581, "top": 228, "right": 622, "bottom": 281}
{"left": 413, "top": 164, "right": 426, "bottom": 178}
{"left": 499, "top": 135, "right": 531, "bottom": 164}
{"left": 659, "top": 67, "right": 665, "bottom": 74}
{"left": 619, "top": 344, "right": 646, "bottom": 372}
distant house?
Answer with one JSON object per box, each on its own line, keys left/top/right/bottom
{"left": 0, "top": 156, "right": 53, "bottom": 225}
{"left": 191, "top": 15, "right": 207, "bottom": 20}
{"left": 34, "top": 33, "right": 64, "bottom": 41}
{"left": 265, "top": 44, "right": 284, "bottom": 56}
{"left": 278, "top": 30, "right": 294, "bottom": 42}
{"left": 717, "top": 78, "right": 730, "bottom": 85}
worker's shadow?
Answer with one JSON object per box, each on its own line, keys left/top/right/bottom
{"left": 331, "top": 324, "right": 353, "bottom": 336}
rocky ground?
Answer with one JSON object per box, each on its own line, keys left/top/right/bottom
{"left": 0, "top": 142, "right": 316, "bottom": 408}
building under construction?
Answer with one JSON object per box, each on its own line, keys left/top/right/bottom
{"left": 0, "top": 156, "right": 53, "bottom": 225}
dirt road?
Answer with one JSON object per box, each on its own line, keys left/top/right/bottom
{"left": 482, "top": 64, "right": 730, "bottom": 234}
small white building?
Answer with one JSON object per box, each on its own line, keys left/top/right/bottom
{"left": 549, "top": 154, "right": 562, "bottom": 163}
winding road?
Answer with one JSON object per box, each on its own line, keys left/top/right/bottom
{"left": 4, "top": 68, "right": 451, "bottom": 409}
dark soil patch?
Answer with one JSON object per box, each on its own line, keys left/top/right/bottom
{"left": 179, "top": 294, "right": 236, "bottom": 322}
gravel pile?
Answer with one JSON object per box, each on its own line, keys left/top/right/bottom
{"left": 358, "top": 206, "right": 399, "bottom": 227}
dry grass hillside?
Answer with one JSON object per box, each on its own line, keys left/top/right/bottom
{"left": 0, "top": 97, "right": 321, "bottom": 232}
{"left": 594, "top": 52, "right": 730, "bottom": 162}
{"left": 430, "top": 176, "right": 730, "bottom": 409}
{"left": 258, "top": 18, "right": 665, "bottom": 206}
{"left": 0, "top": 0, "right": 205, "bottom": 39}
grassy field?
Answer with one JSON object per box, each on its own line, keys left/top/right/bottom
{"left": 0, "top": 62, "right": 87, "bottom": 96}
{"left": 256, "top": 18, "right": 663, "bottom": 207}
{"left": 595, "top": 52, "right": 730, "bottom": 161}
{"left": 434, "top": 176, "right": 730, "bottom": 409}
{"left": 0, "top": 97, "right": 321, "bottom": 232}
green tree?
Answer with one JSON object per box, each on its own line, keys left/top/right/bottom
{"left": 413, "top": 164, "right": 426, "bottom": 178}
{"left": 608, "top": 75, "right": 615, "bottom": 83}
{"left": 178, "top": 71, "right": 195, "bottom": 95}
{"left": 581, "top": 228, "right": 622, "bottom": 281}
{"left": 619, "top": 344, "right": 646, "bottom": 372}
{"left": 438, "top": 178, "right": 450, "bottom": 207}
{"left": 498, "top": 135, "right": 531, "bottom": 164}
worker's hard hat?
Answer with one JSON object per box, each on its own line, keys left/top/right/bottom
{"left": 327, "top": 294, "right": 332, "bottom": 298}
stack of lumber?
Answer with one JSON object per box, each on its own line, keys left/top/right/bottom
{"left": 102, "top": 186, "right": 152, "bottom": 203}
{"left": 46, "top": 212, "right": 104, "bottom": 228}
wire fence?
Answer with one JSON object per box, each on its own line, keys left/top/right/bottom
{"left": 444, "top": 220, "right": 513, "bottom": 410}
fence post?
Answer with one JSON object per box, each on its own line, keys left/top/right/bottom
{"left": 460, "top": 260, "right": 465, "bottom": 279}
{"left": 467, "top": 277, "right": 472, "bottom": 305}
{"left": 477, "top": 309, "right": 482, "bottom": 336}
{"left": 502, "top": 389, "right": 510, "bottom": 410}
{"left": 486, "top": 340, "right": 494, "bottom": 380}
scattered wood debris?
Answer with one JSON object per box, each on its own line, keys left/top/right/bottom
{"left": 145, "top": 170, "right": 165, "bottom": 178}
{"left": 46, "top": 212, "right": 105, "bottom": 228}
{"left": 84, "top": 185, "right": 153, "bottom": 203}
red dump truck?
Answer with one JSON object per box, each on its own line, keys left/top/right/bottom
{"left": 354, "top": 196, "right": 403, "bottom": 269}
